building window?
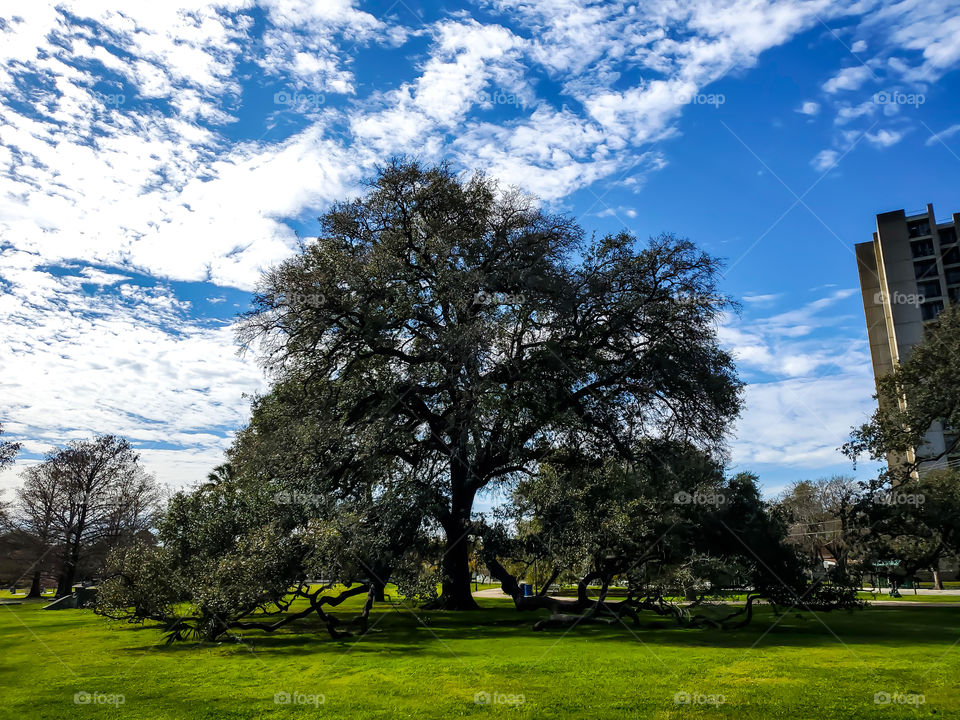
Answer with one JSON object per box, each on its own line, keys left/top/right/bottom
{"left": 946, "top": 267, "right": 960, "bottom": 285}
{"left": 917, "top": 279, "right": 942, "bottom": 298}
{"left": 940, "top": 226, "right": 958, "bottom": 245}
{"left": 908, "top": 218, "right": 932, "bottom": 238}
{"left": 943, "top": 246, "right": 960, "bottom": 266}
{"left": 921, "top": 300, "right": 944, "bottom": 321}
{"left": 949, "top": 287, "right": 960, "bottom": 304}
{"left": 914, "top": 259, "right": 938, "bottom": 279}
{"left": 911, "top": 238, "right": 935, "bottom": 257}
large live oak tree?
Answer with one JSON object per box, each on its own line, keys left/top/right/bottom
{"left": 479, "top": 444, "right": 855, "bottom": 630}
{"left": 237, "top": 160, "right": 742, "bottom": 609}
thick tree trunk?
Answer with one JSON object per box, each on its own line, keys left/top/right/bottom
{"left": 440, "top": 522, "right": 479, "bottom": 610}
{"left": 439, "top": 448, "right": 479, "bottom": 610}
{"left": 58, "top": 537, "right": 81, "bottom": 597}
{"left": 28, "top": 570, "right": 42, "bottom": 598}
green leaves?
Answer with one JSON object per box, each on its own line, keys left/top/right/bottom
{"left": 845, "top": 303, "right": 960, "bottom": 476}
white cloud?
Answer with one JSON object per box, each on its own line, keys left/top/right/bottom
{"left": 256, "top": 0, "right": 392, "bottom": 93}
{"left": 720, "top": 289, "right": 864, "bottom": 378}
{"left": 851, "top": 39, "right": 868, "bottom": 53}
{"left": 870, "top": 0, "right": 960, "bottom": 83}
{"left": 864, "top": 128, "right": 904, "bottom": 147}
{"left": 742, "top": 293, "right": 783, "bottom": 305}
{"left": 722, "top": 289, "right": 877, "bottom": 469}
{"left": 811, "top": 149, "right": 840, "bottom": 171}
{"left": 4, "top": 0, "right": 960, "bottom": 492}
{"left": 0, "top": 252, "right": 265, "bottom": 490}
{"left": 834, "top": 100, "right": 876, "bottom": 124}
{"left": 596, "top": 206, "right": 638, "bottom": 220}
{"left": 925, "top": 123, "right": 960, "bottom": 146}
{"left": 78, "top": 267, "right": 132, "bottom": 286}
{"left": 822, "top": 65, "right": 873, "bottom": 93}
{"left": 732, "top": 372, "right": 875, "bottom": 467}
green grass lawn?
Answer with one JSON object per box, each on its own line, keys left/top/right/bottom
{"left": 857, "top": 591, "right": 960, "bottom": 603}
{"left": 1, "top": 594, "right": 958, "bottom": 719}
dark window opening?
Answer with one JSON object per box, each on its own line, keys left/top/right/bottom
{"left": 940, "top": 226, "right": 958, "bottom": 245}
{"left": 921, "top": 300, "right": 944, "bottom": 321}
{"left": 911, "top": 239, "right": 935, "bottom": 257}
{"left": 914, "top": 259, "right": 938, "bottom": 279}
{"left": 908, "top": 218, "right": 932, "bottom": 238}
{"left": 917, "top": 280, "right": 942, "bottom": 298}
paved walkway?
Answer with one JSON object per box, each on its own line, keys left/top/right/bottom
{"left": 471, "top": 587, "right": 960, "bottom": 608}
{"left": 472, "top": 587, "right": 510, "bottom": 598}
{"left": 868, "top": 601, "right": 960, "bottom": 607}
{"left": 863, "top": 588, "right": 959, "bottom": 596}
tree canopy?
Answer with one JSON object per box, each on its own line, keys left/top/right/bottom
{"left": 97, "top": 161, "right": 860, "bottom": 642}
{"left": 14, "top": 435, "right": 160, "bottom": 597}
{"left": 0, "top": 422, "right": 20, "bottom": 471}
{"left": 234, "top": 159, "right": 742, "bottom": 609}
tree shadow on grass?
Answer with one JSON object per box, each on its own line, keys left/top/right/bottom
{"left": 112, "top": 605, "right": 960, "bottom": 657}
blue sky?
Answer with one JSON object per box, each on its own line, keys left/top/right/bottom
{"left": 2, "top": 0, "right": 959, "bottom": 497}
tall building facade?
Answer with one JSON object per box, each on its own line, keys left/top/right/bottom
{"left": 856, "top": 203, "right": 960, "bottom": 471}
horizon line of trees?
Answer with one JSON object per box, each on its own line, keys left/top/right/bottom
{"left": 0, "top": 428, "right": 161, "bottom": 598}
{"left": 775, "top": 474, "right": 960, "bottom": 594}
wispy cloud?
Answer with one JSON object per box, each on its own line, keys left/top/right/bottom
{"left": 3, "top": 0, "right": 960, "bottom": 490}
{"left": 925, "top": 123, "right": 960, "bottom": 146}
{"left": 721, "top": 289, "right": 875, "bottom": 469}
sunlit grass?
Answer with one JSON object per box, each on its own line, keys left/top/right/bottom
{"left": 1, "top": 592, "right": 958, "bottom": 718}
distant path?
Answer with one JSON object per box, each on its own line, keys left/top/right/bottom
{"left": 472, "top": 587, "right": 510, "bottom": 598}
{"left": 862, "top": 588, "right": 960, "bottom": 596}
{"left": 470, "top": 587, "right": 960, "bottom": 608}
{"left": 867, "top": 601, "right": 960, "bottom": 607}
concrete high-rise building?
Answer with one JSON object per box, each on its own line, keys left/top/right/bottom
{"left": 856, "top": 203, "right": 960, "bottom": 472}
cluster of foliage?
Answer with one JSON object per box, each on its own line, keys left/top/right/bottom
{"left": 840, "top": 304, "right": 960, "bottom": 591}
{"left": 773, "top": 471, "right": 960, "bottom": 595}
{"left": 846, "top": 303, "right": 960, "bottom": 479}
{"left": 0, "top": 422, "right": 20, "bottom": 471}
{"left": 0, "top": 434, "right": 160, "bottom": 597}
{"left": 97, "top": 459, "right": 439, "bottom": 641}
{"left": 0, "top": 423, "right": 21, "bottom": 536}
{"left": 97, "top": 161, "right": 866, "bottom": 641}
{"left": 481, "top": 444, "right": 860, "bottom": 630}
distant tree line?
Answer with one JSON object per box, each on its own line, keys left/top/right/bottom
{"left": 0, "top": 429, "right": 161, "bottom": 598}
{"left": 774, "top": 473, "right": 960, "bottom": 594}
